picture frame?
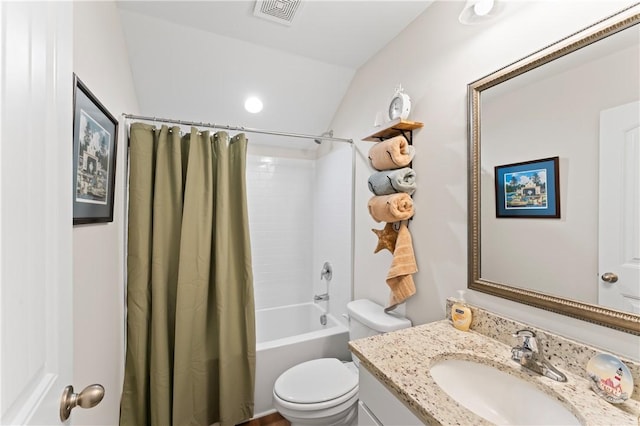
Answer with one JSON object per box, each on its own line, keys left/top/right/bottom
{"left": 494, "top": 156, "right": 560, "bottom": 218}
{"left": 72, "top": 74, "right": 118, "bottom": 224}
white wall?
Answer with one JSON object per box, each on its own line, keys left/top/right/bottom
{"left": 247, "top": 142, "right": 353, "bottom": 317}
{"left": 330, "top": 1, "right": 640, "bottom": 360}
{"left": 312, "top": 143, "right": 354, "bottom": 324}
{"left": 72, "top": 2, "right": 139, "bottom": 424}
{"left": 246, "top": 146, "right": 316, "bottom": 309}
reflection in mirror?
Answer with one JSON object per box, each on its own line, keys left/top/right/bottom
{"left": 468, "top": 5, "right": 640, "bottom": 335}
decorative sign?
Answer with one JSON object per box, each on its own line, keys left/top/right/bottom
{"left": 586, "top": 353, "right": 633, "bottom": 403}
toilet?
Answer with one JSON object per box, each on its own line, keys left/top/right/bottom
{"left": 272, "top": 299, "right": 412, "bottom": 426}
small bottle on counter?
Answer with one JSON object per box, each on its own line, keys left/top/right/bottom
{"left": 451, "top": 290, "right": 472, "bottom": 331}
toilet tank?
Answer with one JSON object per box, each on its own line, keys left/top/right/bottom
{"left": 347, "top": 299, "right": 412, "bottom": 341}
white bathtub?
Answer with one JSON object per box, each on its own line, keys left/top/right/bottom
{"left": 253, "top": 302, "right": 350, "bottom": 417}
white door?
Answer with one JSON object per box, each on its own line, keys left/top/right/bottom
{"left": 599, "top": 101, "right": 640, "bottom": 314}
{"left": 1, "top": 2, "right": 75, "bottom": 424}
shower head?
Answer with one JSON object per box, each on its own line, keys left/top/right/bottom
{"left": 314, "top": 130, "right": 334, "bottom": 144}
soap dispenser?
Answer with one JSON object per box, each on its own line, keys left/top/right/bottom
{"left": 451, "top": 290, "right": 472, "bottom": 331}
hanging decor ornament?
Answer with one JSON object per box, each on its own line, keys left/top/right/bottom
{"left": 372, "top": 222, "right": 399, "bottom": 253}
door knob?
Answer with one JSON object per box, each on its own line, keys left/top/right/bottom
{"left": 60, "top": 384, "right": 105, "bottom": 421}
{"left": 601, "top": 272, "right": 618, "bottom": 283}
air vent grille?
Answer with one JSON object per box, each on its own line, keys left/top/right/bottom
{"left": 254, "top": 0, "right": 301, "bottom": 26}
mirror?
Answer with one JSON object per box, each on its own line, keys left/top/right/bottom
{"left": 468, "top": 5, "right": 640, "bottom": 335}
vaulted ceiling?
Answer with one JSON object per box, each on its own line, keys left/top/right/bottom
{"left": 116, "top": 1, "right": 433, "bottom": 146}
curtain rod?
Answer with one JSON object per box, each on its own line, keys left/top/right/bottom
{"left": 122, "top": 113, "right": 353, "bottom": 144}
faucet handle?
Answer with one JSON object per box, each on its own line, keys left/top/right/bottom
{"left": 512, "top": 329, "right": 538, "bottom": 352}
{"left": 512, "top": 329, "right": 536, "bottom": 339}
{"left": 320, "top": 261, "right": 332, "bottom": 280}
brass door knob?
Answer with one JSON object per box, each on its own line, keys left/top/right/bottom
{"left": 60, "top": 384, "right": 105, "bottom": 421}
{"left": 601, "top": 272, "right": 619, "bottom": 283}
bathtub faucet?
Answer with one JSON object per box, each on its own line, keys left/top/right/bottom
{"left": 314, "top": 293, "right": 330, "bottom": 302}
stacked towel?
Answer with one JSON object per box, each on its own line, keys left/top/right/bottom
{"left": 368, "top": 135, "right": 415, "bottom": 170}
{"left": 368, "top": 167, "right": 416, "bottom": 196}
{"left": 385, "top": 222, "right": 417, "bottom": 312}
{"left": 367, "top": 193, "right": 414, "bottom": 223}
{"left": 367, "top": 132, "right": 418, "bottom": 310}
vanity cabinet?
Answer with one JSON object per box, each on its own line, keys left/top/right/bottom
{"left": 357, "top": 364, "right": 423, "bottom": 426}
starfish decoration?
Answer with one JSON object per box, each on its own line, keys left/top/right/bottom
{"left": 372, "top": 222, "right": 399, "bottom": 254}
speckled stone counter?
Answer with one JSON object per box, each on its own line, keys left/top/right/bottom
{"left": 348, "top": 302, "right": 640, "bottom": 425}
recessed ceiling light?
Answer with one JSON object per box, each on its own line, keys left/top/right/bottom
{"left": 244, "top": 96, "right": 263, "bottom": 114}
{"left": 473, "top": 0, "right": 494, "bottom": 16}
{"left": 459, "top": 0, "right": 502, "bottom": 25}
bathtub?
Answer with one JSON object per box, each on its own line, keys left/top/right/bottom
{"left": 253, "top": 302, "right": 350, "bottom": 417}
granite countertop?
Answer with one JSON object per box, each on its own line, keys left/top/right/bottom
{"left": 349, "top": 320, "right": 640, "bottom": 426}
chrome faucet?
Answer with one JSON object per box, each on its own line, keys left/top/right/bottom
{"left": 511, "top": 329, "right": 567, "bottom": 382}
{"left": 314, "top": 293, "right": 329, "bottom": 302}
{"left": 315, "top": 262, "right": 332, "bottom": 304}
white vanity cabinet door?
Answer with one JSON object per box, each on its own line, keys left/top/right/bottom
{"left": 358, "top": 366, "right": 424, "bottom": 426}
{"left": 358, "top": 401, "right": 383, "bottom": 426}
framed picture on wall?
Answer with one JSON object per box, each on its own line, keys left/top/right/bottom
{"left": 72, "top": 74, "right": 118, "bottom": 225}
{"left": 494, "top": 156, "right": 560, "bottom": 218}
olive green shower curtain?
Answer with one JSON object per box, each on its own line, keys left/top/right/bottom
{"left": 120, "top": 123, "right": 255, "bottom": 426}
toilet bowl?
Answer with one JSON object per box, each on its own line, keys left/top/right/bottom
{"left": 272, "top": 358, "right": 359, "bottom": 426}
{"left": 272, "top": 299, "right": 411, "bottom": 426}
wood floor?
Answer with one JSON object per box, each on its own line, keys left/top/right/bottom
{"left": 236, "top": 411, "right": 290, "bottom": 426}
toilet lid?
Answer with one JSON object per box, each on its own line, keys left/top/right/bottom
{"left": 274, "top": 358, "right": 358, "bottom": 404}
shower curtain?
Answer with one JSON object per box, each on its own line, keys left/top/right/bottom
{"left": 120, "top": 123, "right": 256, "bottom": 426}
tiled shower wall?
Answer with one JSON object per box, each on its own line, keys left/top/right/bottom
{"left": 312, "top": 144, "right": 353, "bottom": 325}
{"left": 246, "top": 150, "right": 316, "bottom": 309}
{"left": 246, "top": 144, "right": 352, "bottom": 312}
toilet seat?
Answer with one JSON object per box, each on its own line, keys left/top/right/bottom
{"left": 274, "top": 358, "right": 358, "bottom": 410}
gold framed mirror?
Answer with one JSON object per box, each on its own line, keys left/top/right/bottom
{"left": 468, "top": 4, "right": 640, "bottom": 335}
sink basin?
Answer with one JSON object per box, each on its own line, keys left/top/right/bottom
{"left": 430, "top": 359, "right": 580, "bottom": 425}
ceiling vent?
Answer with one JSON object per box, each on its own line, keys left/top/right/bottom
{"left": 253, "top": 0, "right": 302, "bottom": 26}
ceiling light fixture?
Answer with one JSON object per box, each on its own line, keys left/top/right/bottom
{"left": 459, "top": 0, "right": 502, "bottom": 25}
{"left": 244, "top": 96, "right": 263, "bottom": 114}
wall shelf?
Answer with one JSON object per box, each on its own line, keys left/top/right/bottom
{"left": 362, "top": 118, "right": 424, "bottom": 143}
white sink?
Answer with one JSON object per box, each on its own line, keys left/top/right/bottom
{"left": 430, "top": 359, "right": 580, "bottom": 425}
